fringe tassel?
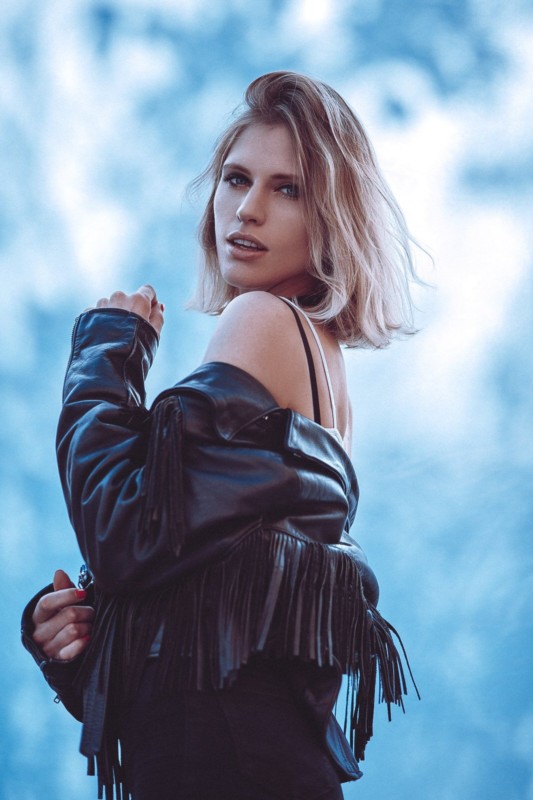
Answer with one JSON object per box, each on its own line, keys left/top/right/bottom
{"left": 140, "top": 395, "right": 185, "bottom": 556}
{"left": 80, "top": 525, "right": 418, "bottom": 796}
{"left": 75, "top": 594, "right": 131, "bottom": 800}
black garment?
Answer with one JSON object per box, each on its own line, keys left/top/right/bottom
{"left": 119, "top": 658, "right": 343, "bottom": 800}
{"left": 20, "top": 308, "right": 416, "bottom": 799}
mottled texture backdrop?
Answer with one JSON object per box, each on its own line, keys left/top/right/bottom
{"left": 2, "top": 1, "right": 532, "bottom": 798}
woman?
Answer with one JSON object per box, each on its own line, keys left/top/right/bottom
{"left": 22, "top": 71, "right": 419, "bottom": 800}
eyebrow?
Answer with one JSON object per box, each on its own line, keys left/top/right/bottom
{"left": 222, "top": 161, "right": 299, "bottom": 182}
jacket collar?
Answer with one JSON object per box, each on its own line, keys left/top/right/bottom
{"left": 174, "top": 361, "right": 280, "bottom": 437}
{"left": 153, "top": 361, "right": 358, "bottom": 512}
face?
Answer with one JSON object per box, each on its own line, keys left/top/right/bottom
{"left": 213, "top": 124, "right": 313, "bottom": 297}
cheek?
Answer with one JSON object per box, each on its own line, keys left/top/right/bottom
{"left": 292, "top": 216, "right": 310, "bottom": 257}
{"left": 279, "top": 208, "right": 306, "bottom": 246}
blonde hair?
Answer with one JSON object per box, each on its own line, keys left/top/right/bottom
{"left": 189, "top": 71, "right": 422, "bottom": 348}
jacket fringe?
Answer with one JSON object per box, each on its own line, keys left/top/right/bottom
{"left": 140, "top": 395, "right": 185, "bottom": 556}
{"left": 77, "top": 524, "right": 418, "bottom": 799}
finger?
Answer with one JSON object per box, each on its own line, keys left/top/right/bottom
{"left": 32, "top": 587, "right": 91, "bottom": 625}
{"left": 137, "top": 284, "right": 156, "bottom": 303}
{"left": 53, "top": 569, "right": 75, "bottom": 591}
{"left": 96, "top": 297, "right": 109, "bottom": 308}
{"left": 43, "top": 622, "right": 93, "bottom": 660}
{"left": 33, "top": 605, "right": 95, "bottom": 647}
{"left": 108, "top": 290, "right": 128, "bottom": 306}
{"left": 148, "top": 303, "right": 165, "bottom": 337}
{"left": 124, "top": 286, "right": 158, "bottom": 322}
{"left": 55, "top": 636, "right": 92, "bottom": 662}
{"left": 37, "top": 608, "right": 94, "bottom": 649}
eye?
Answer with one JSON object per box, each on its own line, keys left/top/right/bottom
{"left": 223, "top": 172, "right": 249, "bottom": 187}
{"left": 279, "top": 183, "right": 300, "bottom": 199}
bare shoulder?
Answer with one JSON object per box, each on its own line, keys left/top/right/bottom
{"left": 202, "top": 291, "right": 303, "bottom": 404}
{"left": 220, "top": 290, "right": 289, "bottom": 324}
{"left": 202, "top": 291, "right": 353, "bottom": 447}
{"left": 204, "top": 291, "right": 297, "bottom": 347}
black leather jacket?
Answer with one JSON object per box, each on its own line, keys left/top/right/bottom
{"left": 22, "top": 308, "right": 412, "bottom": 799}
{"left": 57, "top": 308, "right": 376, "bottom": 596}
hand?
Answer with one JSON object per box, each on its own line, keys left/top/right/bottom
{"left": 32, "top": 570, "right": 95, "bottom": 661}
{"left": 95, "top": 284, "right": 165, "bottom": 336}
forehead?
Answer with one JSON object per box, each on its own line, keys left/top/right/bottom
{"left": 225, "top": 123, "right": 298, "bottom": 173}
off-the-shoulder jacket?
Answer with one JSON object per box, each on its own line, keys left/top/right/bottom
{"left": 22, "top": 309, "right": 415, "bottom": 800}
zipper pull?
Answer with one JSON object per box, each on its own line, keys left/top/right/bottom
{"left": 77, "top": 563, "right": 94, "bottom": 591}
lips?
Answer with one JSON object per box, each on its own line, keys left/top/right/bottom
{"left": 227, "top": 232, "right": 268, "bottom": 251}
{"left": 232, "top": 238, "right": 262, "bottom": 250}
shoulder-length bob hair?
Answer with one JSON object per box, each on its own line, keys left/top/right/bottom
{"left": 190, "top": 71, "right": 421, "bottom": 348}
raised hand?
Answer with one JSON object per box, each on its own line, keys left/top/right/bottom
{"left": 95, "top": 284, "right": 165, "bottom": 336}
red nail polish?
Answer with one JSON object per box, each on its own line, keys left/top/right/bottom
{"left": 75, "top": 589, "right": 86, "bottom": 599}
{"left": 160, "top": 303, "right": 165, "bottom": 312}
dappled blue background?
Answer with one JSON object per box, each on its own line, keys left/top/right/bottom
{"left": 2, "top": 1, "right": 532, "bottom": 798}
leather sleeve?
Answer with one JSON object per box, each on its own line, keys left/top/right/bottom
{"left": 20, "top": 585, "right": 85, "bottom": 722}
{"left": 56, "top": 308, "right": 184, "bottom": 594}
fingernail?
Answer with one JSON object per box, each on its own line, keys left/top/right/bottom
{"left": 84, "top": 635, "right": 91, "bottom": 641}
{"left": 75, "top": 589, "right": 86, "bottom": 599}
{"left": 160, "top": 303, "right": 165, "bottom": 312}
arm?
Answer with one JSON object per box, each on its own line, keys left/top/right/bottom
{"left": 57, "top": 284, "right": 195, "bottom": 595}
{"left": 59, "top": 289, "right": 289, "bottom": 595}
{"left": 57, "top": 302, "right": 186, "bottom": 594}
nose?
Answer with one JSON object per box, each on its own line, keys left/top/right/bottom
{"left": 236, "top": 186, "right": 265, "bottom": 225}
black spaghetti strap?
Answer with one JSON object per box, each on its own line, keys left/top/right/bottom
{"left": 279, "top": 298, "right": 321, "bottom": 425}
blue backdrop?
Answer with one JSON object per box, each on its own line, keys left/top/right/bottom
{"left": 2, "top": 1, "right": 532, "bottom": 798}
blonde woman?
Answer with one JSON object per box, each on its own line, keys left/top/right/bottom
{"left": 22, "top": 71, "right": 419, "bottom": 800}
